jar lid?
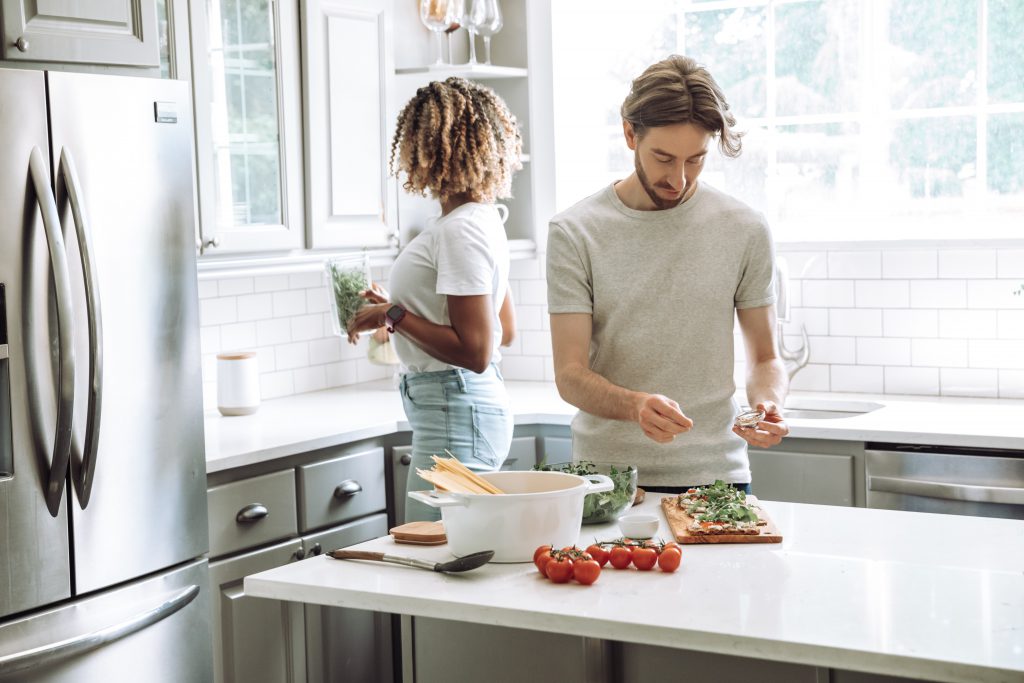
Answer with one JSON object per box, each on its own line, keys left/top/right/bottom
{"left": 217, "top": 351, "right": 257, "bottom": 360}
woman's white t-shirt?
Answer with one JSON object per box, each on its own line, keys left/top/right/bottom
{"left": 388, "top": 203, "right": 510, "bottom": 373}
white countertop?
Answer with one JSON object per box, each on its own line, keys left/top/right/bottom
{"left": 244, "top": 495, "right": 1024, "bottom": 683}
{"left": 205, "top": 380, "right": 1024, "bottom": 473}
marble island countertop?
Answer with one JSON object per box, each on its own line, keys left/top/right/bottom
{"left": 205, "top": 380, "right": 1024, "bottom": 473}
{"left": 243, "top": 494, "right": 1024, "bottom": 683}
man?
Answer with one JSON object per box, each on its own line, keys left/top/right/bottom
{"left": 546, "top": 55, "right": 789, "bottom": 493}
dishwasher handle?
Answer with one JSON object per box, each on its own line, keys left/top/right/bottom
{"left": 869, "top": 475, "right": 1024, "bottom": 506}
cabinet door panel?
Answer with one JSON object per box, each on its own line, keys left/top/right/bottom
{"left": 391, "top": 445, "right": 412, "bottom": 526}
{"left": 210, "top": 539, "right": 306, "bottom": 683}
{"left": 501, "top": 435, "right": 538, "bottom": 471}
{"left": 1, "top": 0, "right": 159, "bottom": 66}
{"left": 749, "top": 449, "right": 854, "bottom": 506}
{"left": 302, "top": 0, "right": 396, "bottom": 248}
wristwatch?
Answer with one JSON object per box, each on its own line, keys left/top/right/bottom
{"left": 384, "top": 304, "right": 406, "bottom": 333}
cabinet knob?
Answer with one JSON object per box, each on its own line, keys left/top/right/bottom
{"left": 14, "top": 37, "right": 29, "bottom": 53}
{"left": 333, "top": 479, "right": 362, "bottom": 499}
{"left": 235, "top": 502, "right": 268, "bottom": 523}
{"left": 400, "top": 454, "right": 411, "bottom": 466}
{"left": 308, "top": 543, "right": 322, "bottom": 557}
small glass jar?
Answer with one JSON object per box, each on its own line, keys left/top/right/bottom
{"left": 217, "top": 351, "right": 260, "bottom": 416}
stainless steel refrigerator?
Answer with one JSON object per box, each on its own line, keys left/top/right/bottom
{"left": 0, "top": 68, "right": 212, "bottom": 681}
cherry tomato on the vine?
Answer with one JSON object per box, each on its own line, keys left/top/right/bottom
{"left": 631, "top": 546, "right": 658, "bottom": 571}
{"left": 657, "top": 547, "right": 682, "bottom": 573}
{"left": 608, "top": 545, "right": 632, "bottom": 569}
{"left": 585, "top": 544, "right": 609, "bottom": 567}
{"left": 572, "top": 559, "right": 601, "bottom": 585}
{"left": 545, "top": 557, "right": 574, "bottom": 583}
{"left": 533, "top": 545, "right": 552, "bottom": 563}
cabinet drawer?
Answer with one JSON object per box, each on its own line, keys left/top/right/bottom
{"left": 303, "top": 513, "right": 389, "bottom": 556}
{"left": 208, "top": 470, "right": 298, "bottom": 558}
{"left": 297, "top": 448, "right": 386, "bottom": 531}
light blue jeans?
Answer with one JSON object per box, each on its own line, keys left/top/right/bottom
{"left": 401, "top": 364, "right": 513, "bottom": 522}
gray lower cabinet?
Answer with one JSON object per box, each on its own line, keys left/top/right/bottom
{"left": 1, "top": 0, "right": 160, "bottom": 66}
{"left": 749, "top": 438, "right": 865, "bottom": 507}
{"left": 208, "top": 445, "right": 393, "bottom": 683}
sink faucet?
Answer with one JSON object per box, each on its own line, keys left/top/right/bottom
{"left": 775, "top": 258, "right": 809, "bottom": 380}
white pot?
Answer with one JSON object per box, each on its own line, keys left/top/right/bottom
{"left": 408, "top": 470, "right": 613, "bottom": 563}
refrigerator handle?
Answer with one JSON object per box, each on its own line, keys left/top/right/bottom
{"left": 28, "top": 146, "right": 75, "bottom": 517}
{"left": 0, "top": 584, "right": 199, "bottom": 676}
{"left": 58, "top": 148, "right": 103, "bottom": 508}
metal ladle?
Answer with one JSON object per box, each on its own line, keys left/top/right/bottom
{"left": 327, "top": 549, "right": 494, "bottom": 573}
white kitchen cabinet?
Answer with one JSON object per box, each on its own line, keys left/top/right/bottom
{"left": 1, "top": 0, "right": 160, "bottom": 67}
{"left": 189, "top": 0, "right": 306, "bottom": 255}
{"left": 301, "top": 0, "right": 398, "bottom": 249}
{"left": 391, "top": 0, "right": 555, "bottom": 255}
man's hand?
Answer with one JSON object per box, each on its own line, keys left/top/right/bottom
{"left": 636, "top": 394, "right": 693, "bottom": 443}
{"left": 732, "top": 400, "right": 789, "bottom": 448}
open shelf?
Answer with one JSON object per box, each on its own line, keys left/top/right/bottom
{"left": 395, "top": 64, "right": 528, "bottom": 80}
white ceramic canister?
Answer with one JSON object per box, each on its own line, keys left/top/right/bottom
{"left": 217, "top": 351, "right": 260, "bottom": 416}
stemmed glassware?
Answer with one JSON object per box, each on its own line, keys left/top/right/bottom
{"left": 419, "top": 0, "right": 460, "bottom": 67}
{"left": 445, "top": 0, "right": 465, "bottom": 65}
{"left": 466, "top": 0, "right": 503, "bottom": 65}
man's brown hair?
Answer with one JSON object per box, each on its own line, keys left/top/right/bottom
{"left": 621, "top": 55, "right": 743, "bottom": 157}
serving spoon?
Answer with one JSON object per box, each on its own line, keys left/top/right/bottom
{"left": 327, "top": 549, "right": 494, "bottom": 573}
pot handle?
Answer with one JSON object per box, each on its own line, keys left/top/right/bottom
{"left": 408, "top": 490, "right": 468, "bottom": 508}
{"left": 583, "top": 474, "right": 614, "bottom": 494}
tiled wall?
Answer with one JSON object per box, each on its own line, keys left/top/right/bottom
{"left": 498, "top": 247, "right": 1024, "bottom": 399}
{"left": 198, "top": 247, "right": 1024, "bottom": 404}
{"left": 197, "top": 267, "right": 393, "bottom": 410}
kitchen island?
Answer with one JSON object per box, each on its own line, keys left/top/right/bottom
{"left": 243, "top": 494, "right": 1024, "bottom": 683}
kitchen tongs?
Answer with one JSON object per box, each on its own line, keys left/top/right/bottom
{"left": 327, "top": 549, "right": 494, "bottom": 573}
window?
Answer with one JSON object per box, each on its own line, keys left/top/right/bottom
{"left": 551, "top": 0, "right": 1024, "bottom": 242}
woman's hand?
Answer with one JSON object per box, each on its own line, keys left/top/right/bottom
{"left": 346, "top": 303, "right": 389, "bottom": 344}
{"left": 360, "top": 282, "right": 389, "bottom": 305}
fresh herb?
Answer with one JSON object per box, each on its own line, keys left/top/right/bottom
{"left": 328, "top": 261, "right": 369, "bottom": 330}
{"left": 677, "top": 480, "right": 759, "bottom": 524}
{"left": 534, "top": 459, "right": 637, "bottom": 523}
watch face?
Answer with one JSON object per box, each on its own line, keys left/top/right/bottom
{"left": 386, "top": 305, "right": 403, "bottom": 322}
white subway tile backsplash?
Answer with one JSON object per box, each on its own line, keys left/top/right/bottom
{"left": 998, "top": 311, "right": 1024, "bottom": 339}
{"left": 272, "top": 290, "right": 306, "bottom": 317}
{"left": 256, "top": 318, "right": 291, "bottom": 346}
{"left": 237, "top": 293, "right": 273, "bottom": 321}
{"left": 218, "top": 278, "right": 254, "bottom": 297}
{"left": 309, "top": 338, "right": 343, "bottom": 365}
{"left": 940, "top": 368, "right": 998, "bottom": 398}
{"left": 256, "top": 347, "right": 276, "bottom": 373}
{"left": 883, "top": 309, "right": 938, "bottom": 338}
{"left": 828, "top": 251, "right": 880, "bottom": 279}
{"left": 289, "top": 271, "right": 323, "bottom": 289}
{"left": 912, "top": 338, "right": 968, "bottom": 367}
{"left": 938, "top": 310, "right": 998, "bottom": 339}
{"left": 509, "top": 258, "right": 541, "bottom": 280}
{"left": 260, "top": 371, "right": 294, "bottom": 399}
{"left": 293, "top": 366, "right": 328, "bottom": 394}
{"left": 519, "top": 279, "right": 548, "bottom": 306}
{"left": 884, "top": 367, "right": 939, "bottom": 395}
{"left": 198, "top": 280, "right": 219, "bottom": 299}
{"left": 969, "top": 340, "right": 1024, "bottom": 370}
{"left": 831, "top": 365, "right": 883, "bottom": 393}
{"left": 808, "top": 336, "right": 856, "bottom": 364}
{"left": 855, "top": 280, "right": 909, "bottom": 308}
{"left": 782, "top": 308, "right": 828, "bottom": 335}
{"left": 500, "top": 355, "right": 546, "bottom": 381}
{"left": 200, "top": 326, "right": 221, "bottom": 354}
{"left": 515, "top": 304, "right": 545, "bottom": 331}
{"left": 355, "top": 358, "right": 393, "bottom": 383}
{"left": 780, "top": 251, "right": 827, "bottom": 279}
{"left": 787, "top": 363, "right": 830, "bottom": 391}
{"left": 306, "top": 287, "right": 330, "bottom": 314}
{"left": 326, "top": 360, "right": 359, "bottom": 387}
{"left": 938, "top": 250, "right": 997, "bottom": 278}
{"left": 967, "top": 280, "right": 1024, "bottom": 310}
{"left": 830, "top": 309, "right": 882, "bottom": 337}
{"left": 997, "top": 249, "right": 1024, "bottom": 278}
{"left": 220, "top": 322, "right": 257, "bottom": 351}
{"left": 802, "top": 280, "right": 855, "bottom": 308}
{"left": 521, "top": 330, "right": 553, "bottom": 357}
{"left": 999, "top": 370, "right": 1024, "bottom": 398}
{"left": 200, "top": 297, "right": 237, "bottom": 326}
{"left": 254, "top": 274, "right": 290, "bottom": 292}
{"left": 857, "top": 338, "right": 911, "bottom": 366}
{"left": 291, "top": 314, "right": 324, "bottom": 341}
{"left": 276, "top": 342, "right": 310, "bottom": 371}
{"left": 882, "top": 250, "right": 937, "bottom": 279}
{"left": 910, "top": 280, "right": 967, "bottom": 308}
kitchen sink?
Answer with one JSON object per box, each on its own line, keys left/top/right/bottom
{"left": 782, "top": 398, "right": 883, "bottom": 420}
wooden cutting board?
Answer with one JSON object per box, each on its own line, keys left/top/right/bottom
{"left": 660, "top": 496, "right": 782, "bottom": 544}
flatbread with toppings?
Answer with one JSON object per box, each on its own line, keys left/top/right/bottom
{"left": 660, "top": 480, "right": 782, "bottom": 544}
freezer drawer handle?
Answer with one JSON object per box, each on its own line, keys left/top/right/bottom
{"left": 333, "top": 479, "right": 363, "bottom": 499}
{"left": 58, "top": 148, "right": 104, "bottom": 509}
{"left": 28, "top": 146, "right": 76, "bottom": 517}
{"left": 869, "top": 475, "right": 1024, "bottom": 505}
{"left": 0, "top": 584, "right": 199, "bottom": 675}
{"left": 236, "top": 503, "right": 269, "bottom": 523}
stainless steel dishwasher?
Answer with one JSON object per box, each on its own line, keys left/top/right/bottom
{"left": 866, "top": 443, "right": 1024, "bottom": 519}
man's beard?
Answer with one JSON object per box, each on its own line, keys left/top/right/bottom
{"left": 635, "top": 150, "right": 687, "bottom": 210}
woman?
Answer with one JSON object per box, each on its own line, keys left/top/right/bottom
{"left": 347, "top": 77, "right": 522, "bottom": 522}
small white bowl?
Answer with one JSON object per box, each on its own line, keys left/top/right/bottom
{"left": 618, "top": 513, "right": 660, "bottom": 539}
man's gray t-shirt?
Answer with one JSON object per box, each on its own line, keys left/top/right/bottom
{"left": 546, "top": 182, "right": 776, "bottom": 486}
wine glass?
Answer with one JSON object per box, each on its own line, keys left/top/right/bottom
{"left": 445, "top": 0, "right": 465, "bottom": 65}
{"left": 419, "top": 0, "right": 459, "bottom": 67}
{"left": 467, "top": 0, "right": 502, "bottom": 65}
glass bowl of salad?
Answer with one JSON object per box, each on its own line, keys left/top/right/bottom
{"left": 532, "top": 460, "right": 638, "bottom": 524}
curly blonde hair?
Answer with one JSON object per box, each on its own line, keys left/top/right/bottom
{"left": 389, "top": 77, "right": 522, "bottom": 203}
